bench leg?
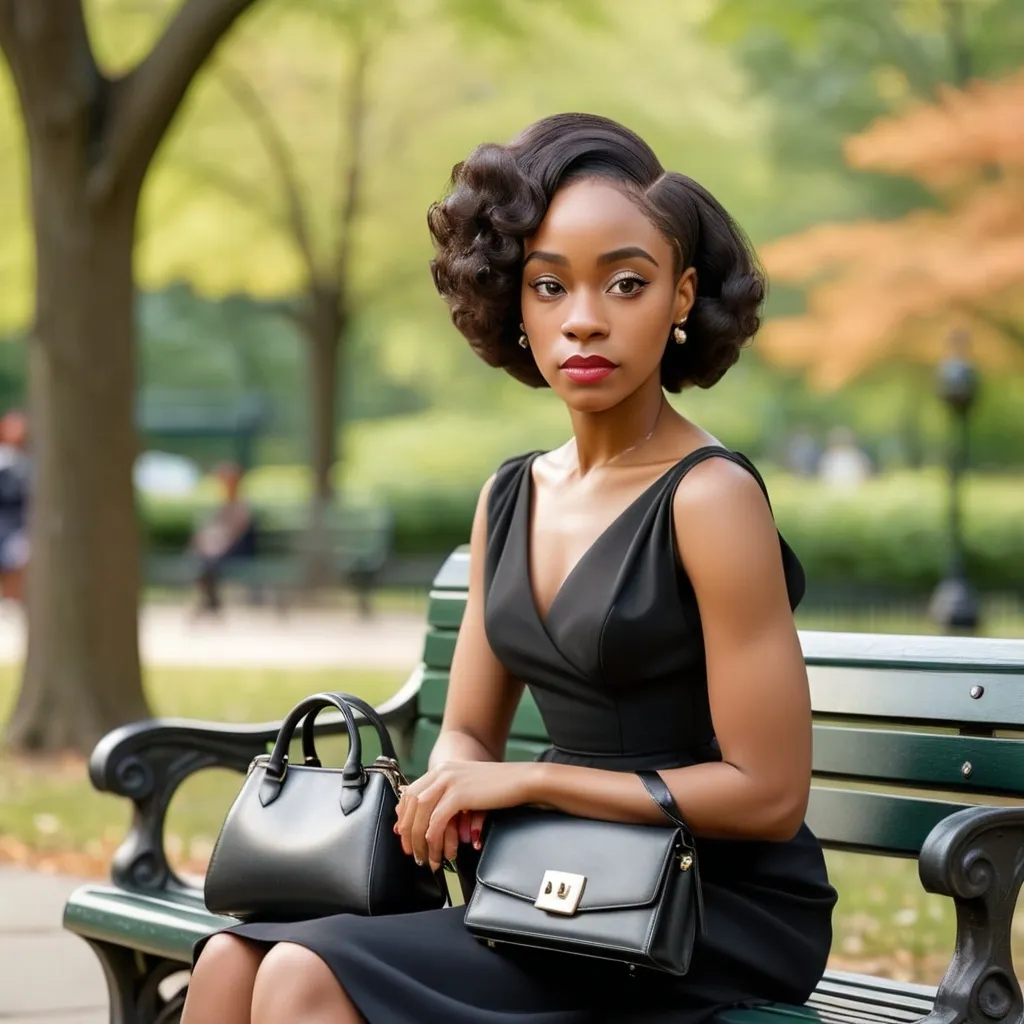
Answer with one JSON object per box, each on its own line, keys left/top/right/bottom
{"left": 84, "top": 939, "right": 189, "bottom": 1024}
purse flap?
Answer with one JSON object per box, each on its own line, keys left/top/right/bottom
{"left": 475, "top": 807, "right": 681, "bottom": 913}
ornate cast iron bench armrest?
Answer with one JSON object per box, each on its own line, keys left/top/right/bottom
{"left": 918, "top": 805, "right": 1024, "bottom": 1024}
{"left": 89, "top": 670, "right": 423, "bottom": 894}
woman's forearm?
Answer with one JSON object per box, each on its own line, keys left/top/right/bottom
{"left": 428, "top": 728, "right": 498, "bottom": 768}
{"left": 523, "top": 760, "right": 808, "bottom": 842}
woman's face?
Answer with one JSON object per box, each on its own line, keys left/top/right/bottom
{"left": 520, "top": 178, "right": 695, "bottom": 413}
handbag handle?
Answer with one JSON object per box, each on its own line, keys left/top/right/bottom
{"left": 259, "top": 693, "right": 365, "bottom": 813}
{"left": 299, "top": 691, "right": 399, "bottom": 767}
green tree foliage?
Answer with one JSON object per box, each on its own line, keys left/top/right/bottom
{"left": 703, "top": 0, "right": 1024, "bottom": 222}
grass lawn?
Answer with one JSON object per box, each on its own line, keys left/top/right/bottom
{"left": 1, "top": 660, "right": 1021, "bottom": 984}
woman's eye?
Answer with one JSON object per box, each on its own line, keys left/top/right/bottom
{"left": 532, "top": 279, "right": 564, "bottom": 298}
{"left": 609, "top": 274, "right": 648, "bottom": 297}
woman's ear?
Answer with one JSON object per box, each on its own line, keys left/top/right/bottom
{"left": 674, "top": 267, "right": 697, "bottom": 322}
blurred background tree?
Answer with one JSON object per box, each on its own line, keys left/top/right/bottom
{"left": 758, "top": 70, "right": 1024, "bottom": 389}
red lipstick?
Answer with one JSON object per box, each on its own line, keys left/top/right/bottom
{"left": 560, "top": 354, "right": 618, "bottom": 384}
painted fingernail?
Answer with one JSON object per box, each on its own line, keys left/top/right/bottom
{"left": 414, "top": 857, "right": 424, "bottom": 867}
{"left": 471, "top": 828, "right": 481, "bottom": 849}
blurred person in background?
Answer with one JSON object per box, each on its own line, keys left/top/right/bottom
{"left": 0, "top": 409, "right": 31, "bottom": 605}
{"left": 189, "top": 462, "right": 256, "bottom": 615}
{"left": 817, "top": 427, "right": 873, "bottom": 489}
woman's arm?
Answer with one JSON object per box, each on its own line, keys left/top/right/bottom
{"left": 518, "top": 458, "right": 812, "bottom": 842}
{"left": 428, "top": 474, "right": 524, "bottom": 768}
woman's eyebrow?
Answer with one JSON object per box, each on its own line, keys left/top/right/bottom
{"left": 523, "top": 250, "right": 568, "bottom": 267}
{"left": 597, "top": 246, "right": 658, "bottom": 267}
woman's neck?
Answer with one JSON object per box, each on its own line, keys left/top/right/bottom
{"left": 567, "top": 382, "right": 667, "bottom": 476}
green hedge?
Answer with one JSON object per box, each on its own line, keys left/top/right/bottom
{"left": 140, "top": 467, "right": 1024, "bottom": 593}
{"left": 765, "top": 470, "right": 1024, "bottom": 591}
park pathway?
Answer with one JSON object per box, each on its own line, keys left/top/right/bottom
{"left": 0, "top": 867, "right": 106, "bottom": 1023}
{"left": 0, "top": 601, "right": 428, "bottom": 669}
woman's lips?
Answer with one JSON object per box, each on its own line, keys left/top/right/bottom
{"left": 560, "top": 355, "right": 617, "bottom": 384}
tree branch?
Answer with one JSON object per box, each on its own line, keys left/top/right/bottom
{"left": 93, "top": 0, "right": 259, "bottom": 200}
{"left": 332, "top": 40, "right": 370, "bottom": 289}
{"left": 177, "top": 157, "right": 292, "bottom": 237}
{"left": 217, "top": 63, "right": 319, "bottom": 283}
{"left": 0, "top": 0, "right": 101, "bottom": 148}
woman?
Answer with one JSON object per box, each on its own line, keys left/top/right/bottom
{"left": 182, "top": 113, "right": 836, "bottom": 1024}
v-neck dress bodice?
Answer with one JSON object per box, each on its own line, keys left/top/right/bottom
{"left": 206, "top": 446, "right": 836, "bottom": 1024}
{"left": 484, "top": 447, "right": 805, "bottom": 766}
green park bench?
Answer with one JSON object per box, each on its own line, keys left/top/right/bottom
{"left": 146, "top": 502, "right": 393, "bottom": 616}
{"left": 63, "top": 546, "right": 1024, "bottom": 1024}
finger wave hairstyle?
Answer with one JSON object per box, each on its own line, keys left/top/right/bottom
{"left": 427, "top": 113, "right": 767, "bottom": 391}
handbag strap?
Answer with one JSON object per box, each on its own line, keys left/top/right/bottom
{"left": 636, "top": 770, "right": 706, "bottom": 936}
{"left": 636, "top": 770, "right": 691, "bottom": 833}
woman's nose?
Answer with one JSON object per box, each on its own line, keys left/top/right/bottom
{"left": 561, "top": 297, "right": 609, "bottom": 342}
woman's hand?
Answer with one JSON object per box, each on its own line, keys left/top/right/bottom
{"left": 394, "top": 761, "right": 539, "bottom": 871}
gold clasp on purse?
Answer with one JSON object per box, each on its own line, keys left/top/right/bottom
{"left": 535, "top": 870, "right": 586, "bottom": 915}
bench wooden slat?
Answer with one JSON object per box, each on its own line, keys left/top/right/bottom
{"left": 815, "top": 977, "right": 934, "bottom": 1014}
{"left": 806, "top": 993, "right": 923, "bottom": 1023}
{"left": 431, "top": 549, "right": 470, "bottom": 590}
{"left": 811, "top": 725, "right": 1024, "bottom": 795}
{"left": 807, "top": 666, "right": 1024, "bottom": 728}
{"left": 427, "top": 591, "right": 467, "bottom": 629}
{"left": 820, "top": 970, "right": 936, "bottom": 1003}
{"left": 809, "top": 995, "right": 925, "bottom": 1020}
{"left": 805, "top": 788, "right": 969, "bottom": 855}
{"left": 422, "top": 628, "right": 457, "bottom": 669}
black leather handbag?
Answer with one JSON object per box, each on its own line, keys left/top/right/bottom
{"left": 462, "top": 770, "right": 704, "bottom": 975}
{"left": 204, "top": 691, "right": 446, "bottom": 922}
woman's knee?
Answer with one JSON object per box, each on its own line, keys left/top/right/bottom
{"left": 182, "top": 934, "right": 265, "bottom": 1022}
{"left": 252, "top": 942, "right": 351, "bottom": 1019}
{"left": 192, "top": 933, "right": 264, "bottom": 984}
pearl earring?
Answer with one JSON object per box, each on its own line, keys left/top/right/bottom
{"left": 673, "top": 320, "right": 687, "bottom": 345}
{"left": 518, "top": 322, "right": 529, "bottom": 349}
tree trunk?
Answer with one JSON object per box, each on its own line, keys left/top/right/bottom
{"left": 4, "top": 180, "right": 149, "bottom": 753}
{"left": 308, "top": 287, "right": 343, "bottom": 506}
{"left": 303, "top": 285, "right": 345, "bottom": 587}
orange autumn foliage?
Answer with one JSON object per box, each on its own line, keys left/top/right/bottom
{"left": 759, "top": 71, "right": 1024, "bottom": 390}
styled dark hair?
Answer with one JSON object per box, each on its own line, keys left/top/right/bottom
{"left": 427, "top": 113, "right": 766, "bottom": 391}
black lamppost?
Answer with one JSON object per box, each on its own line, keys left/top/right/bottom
{"left": 928, "top": 329, "right": 981, "bottom": 632}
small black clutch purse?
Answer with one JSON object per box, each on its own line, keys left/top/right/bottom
{"left": 204, "top": 691, "right": 446, "bottom": 922}
{"left": 462, "top": 770, "right": 704, "bottom": 975}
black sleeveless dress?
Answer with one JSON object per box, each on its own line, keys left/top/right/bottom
{"left": 213, "top": 447, "right": 838, "bottom": 1023}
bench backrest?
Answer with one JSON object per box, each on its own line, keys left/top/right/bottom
{"left": 408, "top": 547, "right": 1024, "bottom": 858}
